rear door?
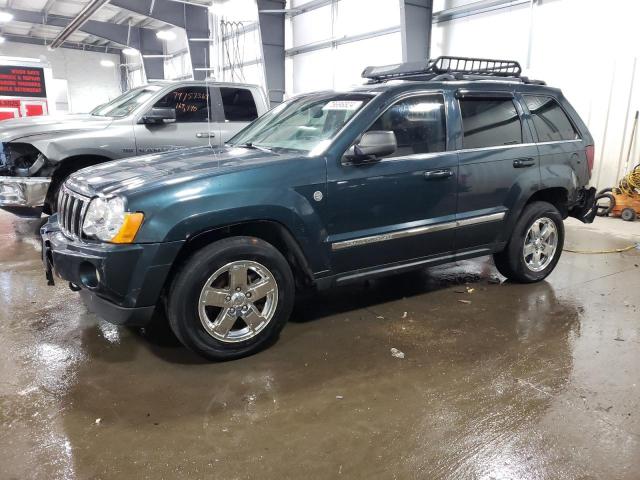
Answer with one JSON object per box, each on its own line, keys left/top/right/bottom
{"left": 522, "top": 94, "right": 585, "bottom": 186}
{"left": 454, "top": 91, "right": 540, "bottom": 252}
{"left": 210, "top": 86, "right": 261, "bottom": 145}
{"left": 133, "top": 85, "right": 215, "bottom": 154}
{"left": 327, "top": 92, "right": 459, "bottom": 273}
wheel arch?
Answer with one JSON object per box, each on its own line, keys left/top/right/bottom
{"left": 44, "top": 154, "right": 113, "bottom": 213}
{"left": 165, "top": 220, "right": 317, "bottom": 294}
{"left": 499, "top": 186, "right": 569, "bottom": 245}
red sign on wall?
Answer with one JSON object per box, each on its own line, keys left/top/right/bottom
{"left": 0, "top": 66, "right": 47, "bottom": 98}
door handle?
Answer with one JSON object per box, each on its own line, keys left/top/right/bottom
{"left": 513, "top": 158, "right": 535, "bottom": 168}
{"left": 196, "top": 132, "right": 216, "bottom": 138}
{"left": 424, "top": 169, "right": 453, "bottom": 180}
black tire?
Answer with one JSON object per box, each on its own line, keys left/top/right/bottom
{"left": 621, "top": 208, "right": 637, "bottom": 222}
{"left": 493, "top": 201, "right": 565, "bottom": 283}
{"left": 595, "top": 193, "right": 615, "bottom": 217}
{"left": 167, "top": 236, "right": 295, "bottom": 361}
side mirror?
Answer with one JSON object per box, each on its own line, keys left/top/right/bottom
{"left": 346, "top": 130, "right": 397, "bottom": 163}
{"left": 141, "top": 107, "right": 176, "bottom": 125}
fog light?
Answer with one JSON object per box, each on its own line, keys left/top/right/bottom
{"left": 79, "top": 262, "right": 99, "bottom": 289}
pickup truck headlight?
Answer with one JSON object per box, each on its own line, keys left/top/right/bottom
{"left": 82, "top": 196, "right": 144, "bottom": 243}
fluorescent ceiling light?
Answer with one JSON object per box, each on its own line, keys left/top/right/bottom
{"left": 0, "top": 11, "right": 13, "bottom": 22}
{"left": 0, "top": 37, "right": 5, "bottom": 44}
{"left": 156, "top": 30, "right": 176, "bottom": 41}
{"left": 100, "top": 59, "right": 115, "bottom": 67}
{"left": 122, "top": 47, "right": 139, "bottom": 56}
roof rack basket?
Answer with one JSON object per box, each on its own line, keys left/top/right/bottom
{"left": 362, "top": 56, "right": 526, "bottom": 83}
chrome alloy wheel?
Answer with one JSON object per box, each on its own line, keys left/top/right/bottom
{"left": 198, "top": 260, "right": 279, "bottom": 343}
{"left": 523, "top": 217, "right": 558, "bottom": 272}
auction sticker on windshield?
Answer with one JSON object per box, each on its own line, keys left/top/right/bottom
{"left": 322, "top": 100, "right": 363, "bottom": 111}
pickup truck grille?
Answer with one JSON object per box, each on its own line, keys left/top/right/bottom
{"left": 57, "top": 186, "right": 90, "bottom": 240}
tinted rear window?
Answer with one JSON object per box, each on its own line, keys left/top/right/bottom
{"left": 460, "top": 98, "right": 522, "bottom": 149}
{"left": 524, "top": 95, "right": 580, "bottom": 142}
{"left": 220, "top": 87, "right": 258, "bottom": 122}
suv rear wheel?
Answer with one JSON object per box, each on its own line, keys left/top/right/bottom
{"left": 493, "top": 201, "right": 564, "bottom": 283}
{"left": 167, "top": 236, "right": 295, "bottom": 361}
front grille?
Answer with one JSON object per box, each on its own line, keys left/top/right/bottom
{"left": 57, "top": 185, "right": 90, "bottom": 240}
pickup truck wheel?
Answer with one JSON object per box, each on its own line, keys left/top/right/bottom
{"left": 493, "top": 201, "right": 564, "bottom": 283}
{"left": 167, "top": 236, "right": 295, "bottom": 361}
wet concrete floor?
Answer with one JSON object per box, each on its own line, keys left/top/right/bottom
{"left": 0, "top": 210, "right": 638, "bottom": 479}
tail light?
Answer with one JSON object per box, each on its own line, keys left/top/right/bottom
{"left": 585, "top": 145, "right": 595, "bottom": 176}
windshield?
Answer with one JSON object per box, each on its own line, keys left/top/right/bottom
{"left": 91, "top": 85, "right": 163, "bottom": 117}
{"left": 228, "top": 93, "right": 372, "bottom": 153}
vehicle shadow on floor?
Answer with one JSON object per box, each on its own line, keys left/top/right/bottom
{"left": 133, "top": 260, "right": 498, "bottom": 363}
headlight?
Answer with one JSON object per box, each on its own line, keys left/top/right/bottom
{"left": 82, "top": 196, "right": 144, "bottom": 243}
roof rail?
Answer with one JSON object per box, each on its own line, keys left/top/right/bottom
{"left": 361, "top": 56, "right": 544, "bottom": 84}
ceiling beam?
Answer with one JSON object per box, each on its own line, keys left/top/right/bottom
{"left": 5, "top": 7, "right": 158, "bottom": 50}
{"left": 0, "top": 34, "right": 122, "bottom": 54}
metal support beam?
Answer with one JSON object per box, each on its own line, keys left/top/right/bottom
{"left": 285, "top": 26, "right": 401, "bottom": 57}
{"left": 6, "top": 8, "right": 153, "bottom": 50}
{"left": 432, "top": 0, "right": 530, "bottom": 23}
{"left": 109, "top": 0, "right": 212, "bottom": 81}
{"left": 258, "top": 0, "right": 286, "bottom": 105}
{"left": 400, "top": 0, "right": 432, "bottom": 62}
{"left": 1, "top": 34, "right": 121, "bottom": 54}
{"left": 50, "top": 0, "right": 111, "bottom": 49}
{"left": 139, "top": 28, "right": 165, "bottom": 80}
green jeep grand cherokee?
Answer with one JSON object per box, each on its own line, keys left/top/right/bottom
{"left": 42, "top": 57, "right": 597, "bottom": 360}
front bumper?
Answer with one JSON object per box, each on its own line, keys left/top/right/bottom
{"left": 0, "top": 176, "right": 51, "bottom": 207}
{"left": 41, "top": 216, "right": 184, "bottom": 326}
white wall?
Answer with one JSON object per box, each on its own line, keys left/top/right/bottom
{"left": 286, "top": 0, "right": 402, "bottom": 95}
{"left": 210, "top": 0, "right": 267, "bottom": 90}
{"left": 432, "top": 0, "right": 640, "bottom": 189}
{"left": 0, "top": 41, "right": 121, "bottom": 114}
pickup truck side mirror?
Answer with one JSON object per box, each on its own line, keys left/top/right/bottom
{"left": 141, "top": 107, "right": 177, "bottom": 125}
{"left": 345, "top": 130, "right": 397, "bottom": 163}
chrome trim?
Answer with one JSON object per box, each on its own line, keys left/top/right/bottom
{"left": 331, "top": 212, "right": 506, "bottom": 251}
{"left": 456, "top": 212, "right": 505, "bottom": 227}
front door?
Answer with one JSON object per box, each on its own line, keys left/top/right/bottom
{"left": 327, "top": 93, "right": 459, "bottom": 273}
{"left": 454, "top": 93, "right": 540, "bottom": 252}
{"left": 134, "top": 85, "right": 218, "bottom": 154}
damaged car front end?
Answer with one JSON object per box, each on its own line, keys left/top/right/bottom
{"left": 0, "top": 141, "right": 52, "bottom": 211}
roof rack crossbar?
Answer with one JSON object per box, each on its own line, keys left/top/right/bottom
{"left": 362, "top": 55, "right": 525, "bottom": 83}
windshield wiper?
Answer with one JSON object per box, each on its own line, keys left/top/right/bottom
{"left": 236, "top": 142, "right": 271, "bottom": 152}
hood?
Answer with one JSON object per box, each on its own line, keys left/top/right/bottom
{"left": 66, "top": 145, "right": 304, "bottom": 198}
{"left": 0, "top": 114, "right": 113, "bottom": 143}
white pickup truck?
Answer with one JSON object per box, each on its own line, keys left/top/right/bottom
{"left": 0, "top": 81, "right": 268, "bottom": 214}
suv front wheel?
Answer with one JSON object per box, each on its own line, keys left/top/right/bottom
{"left": 167, "top": 236, "right": 295, "bottom": 361}
{"left": 493, "top": 201, "right": 565, "bottom": 283}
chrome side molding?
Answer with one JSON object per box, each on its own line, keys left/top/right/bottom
{"left": 331, "top": 212, "right": 505, "bottom": 251}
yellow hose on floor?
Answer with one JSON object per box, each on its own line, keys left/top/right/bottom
{"left": 564, "top": 244, "right": 638, "bottom": 254}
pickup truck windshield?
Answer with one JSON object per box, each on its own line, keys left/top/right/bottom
{"left": 228, "top": 93, "right": 372, "bottom": 153}
{"left": 92, "top": 85, "right": 163, "bottom": 118}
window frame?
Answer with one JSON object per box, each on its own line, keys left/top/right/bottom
{"left": 522, "top": 94, "right": 582, "bottom": 143}
{"left": 342, "top": 90, "right": 449, "bottom": 166}
{"left": 457, "top": 95, "right": 526, "bottom": 151}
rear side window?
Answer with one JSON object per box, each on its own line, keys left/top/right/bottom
{"left": 220, "top": 87, "right": 258, "bottom": 122}
{"left": 153, "top": 86, "right": 209, "bottom": 123}
{"left": 524, "top": 95, "right": 580, "bottom": 142}
{"left": 367, "top": 94, "right": 446, "bottom": 157}
{"left": 459, "top": 98, "right": 522, "bottom": 149}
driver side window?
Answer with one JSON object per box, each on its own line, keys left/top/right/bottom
{"left": 153, "top": 86, "right": 209, "bottom": 123}
{"left": 368, "top": 94, "right": 447, "bottom": 158}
